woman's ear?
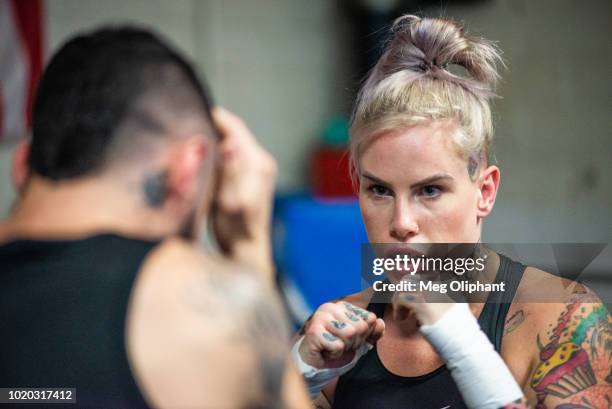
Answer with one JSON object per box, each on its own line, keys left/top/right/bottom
{"left": 476, "top": 165, "right": 500, "bottom": 218}
{"left": 11, "top": 141, "right": 30, "bottom": 194}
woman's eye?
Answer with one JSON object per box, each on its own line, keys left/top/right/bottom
{"left": 420, "top": 185, "right": 442, "bottom": 198}
{"left": 369, "top": 184, "right": 391, "bottom": 197}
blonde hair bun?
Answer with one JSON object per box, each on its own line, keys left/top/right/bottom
{"left": 350, "top": 14, "right": 505, "bottom": 173}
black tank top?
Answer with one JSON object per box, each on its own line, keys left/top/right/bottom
{"left": 333, "top": 253, "right": 526, "bottom": 409}
{"left": 0, "top": 234, "right": 158, "bottom": 409}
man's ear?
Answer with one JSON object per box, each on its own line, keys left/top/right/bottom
{"left": 476, "top": 165, "right": 500, "bottom": 218}
{"left": 165, "top": 137, "right": 209, "bottom": 205}
{"left": 11, "top": 141, "right": 30, "bottom": 194}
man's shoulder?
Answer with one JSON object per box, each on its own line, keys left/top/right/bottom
{"left": 141, "top": 237, "right": 250, "bottom": 281}
{"left": 128, "top": 238, "right": 289, "bottom": 408}
{"left": 135, "top": 237, "right": 271, "bottom": 331}
{"left": 144, "top": 237, "right": 217, "bottom": 270}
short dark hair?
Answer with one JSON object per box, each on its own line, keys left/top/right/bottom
{"left": 29, "top": 26, "right": 216, "bottom": 180}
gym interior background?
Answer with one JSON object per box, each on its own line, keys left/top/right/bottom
{"left": 1, "top": 0, "right": 610, "bottom": 316}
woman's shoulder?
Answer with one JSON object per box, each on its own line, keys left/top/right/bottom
{"left": 505, "top": 263, "right": 604, "bottom": 343}
{"left": 515, "top": 264, "right": 600, "bottom": 305}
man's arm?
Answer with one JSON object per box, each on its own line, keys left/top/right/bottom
{"left": 211, "top": 107, "right": 278, "bottom": 282}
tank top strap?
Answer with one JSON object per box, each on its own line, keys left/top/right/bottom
{"left": 365, "top": 299, "right": 386, "bottom": 316}
{"left": 477, "top": 253, "right": 526, "bottom": 351}
{"left": 364, "top": 253, "right": 526, "bottom": 352}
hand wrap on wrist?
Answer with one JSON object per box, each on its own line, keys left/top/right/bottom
{"left": 420, "top": 303, "right": 524, "bottom": 409}
{"left": 291, "top": 336, "right": 372, "bottom": 399}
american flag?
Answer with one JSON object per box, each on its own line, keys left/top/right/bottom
{"left": 0, "top": 0, "right": 43, "bottom": 144}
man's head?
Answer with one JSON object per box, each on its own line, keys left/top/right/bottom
{"left": 15, "top": 26, "right": 218, "bottom": 239}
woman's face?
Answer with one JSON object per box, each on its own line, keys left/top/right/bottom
{"left": 358, "top": 120, "right": 499, "bottom": 246}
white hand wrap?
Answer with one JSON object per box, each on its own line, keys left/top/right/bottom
{"left": 291, "top": 336, "right": 372, "bottom": 399}
{"left": 420, "top": 303, "right": 524, "bottom": 409}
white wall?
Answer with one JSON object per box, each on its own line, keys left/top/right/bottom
{"left": 419, "top": 0, "right": 612, "bottom": 242}
{"left": 193, "top": 0, "right": 354, "bottom": 190}
{"left": 1, "top": 0, "right": 610, "bottom": 242}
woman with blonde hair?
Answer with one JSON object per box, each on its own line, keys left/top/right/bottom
{"left": 291, "top": 15, "right": 611, "bottom": 409}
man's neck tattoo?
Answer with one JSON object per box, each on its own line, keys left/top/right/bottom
{"left": 143, "top": 171, "right": 169, "bottom": 207}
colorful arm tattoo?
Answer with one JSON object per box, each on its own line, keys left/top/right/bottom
{"left": 530, "top": 303, "right": 611, "bottom": 409}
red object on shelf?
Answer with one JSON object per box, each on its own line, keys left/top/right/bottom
{"left": 311, "top": 145, "right": 356, "bottom": 198}
{"left": 0, "top": 0, "right": 44, "bottom": 143}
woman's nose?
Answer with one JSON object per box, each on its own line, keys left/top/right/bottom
{"left": 390, "top": 199, "right": 419, "bottom": 241}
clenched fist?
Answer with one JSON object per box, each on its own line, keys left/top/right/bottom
{"left": 298, "top": 301, "right": 385, "bottom": 369}
{"left": 391, "top": 274, "right": 455, "bottom": 325}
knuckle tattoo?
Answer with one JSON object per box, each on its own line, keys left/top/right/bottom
{"left": 331, "top": 320, "right": 347, "bottom": 330}
{"left": 344, "top": 302, "right": 370, "bottom": 320}
{"left": 345, "top": 312, "right": 360, "bottom": 322}
{"left": 322, "top": 332, "right": 338, "bottom": 342}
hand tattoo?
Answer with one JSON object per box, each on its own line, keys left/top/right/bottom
{"left": 345, "top": 312, "right": 359, "bottom": 322}
{"left": 322, "top": 332, "right": 338, "bottom": 342}
{"left": 343, "top": 302, "right": 369, "bottom": 320}
{"left": 331, "top": 320, "right": 347, "bottom": 330}
{"left": 504, "top": 310, "right": 527, "bottom": 335}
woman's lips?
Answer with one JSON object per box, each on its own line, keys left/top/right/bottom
{"left": 383, "top": 245, "right": 426, "bottom": 259}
